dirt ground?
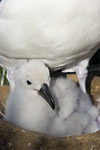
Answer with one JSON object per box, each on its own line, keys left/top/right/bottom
{"left": 0, "top": 74, "right": 100, "bottom": 150}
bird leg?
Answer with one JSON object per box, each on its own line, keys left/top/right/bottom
{"left": 76, "top": 59, "right": 89, "bottom": 93}
{"left": 96, "top": 98, "right": 100, "bottom": 129}
{"left": 7, "top": 69, "right": 16, "bottom": 92}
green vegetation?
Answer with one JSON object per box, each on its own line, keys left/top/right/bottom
{"left": 0, "top": 66, "right": 9, "bottom": 85}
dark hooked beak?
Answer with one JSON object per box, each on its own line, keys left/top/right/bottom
{"left": 38, "top": 83, "right": 55, "bottom": 110}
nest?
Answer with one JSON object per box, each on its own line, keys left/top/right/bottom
{"left": 0, "top": 75, "right": 100, "bottom": 150}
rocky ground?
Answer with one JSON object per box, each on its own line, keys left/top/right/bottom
{"left": 0, "top": 74, "right": 100, "bottom": 150}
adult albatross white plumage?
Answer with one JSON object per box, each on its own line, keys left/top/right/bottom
{"left": 0, "top": 0, "right": 100, "bottom": 92}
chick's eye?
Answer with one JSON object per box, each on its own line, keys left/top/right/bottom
{"left": 27, "top": 80, "right": 32, "bottom": 85}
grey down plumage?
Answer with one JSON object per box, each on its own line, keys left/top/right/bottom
{"left": 4, "top": 60, "right": 99, "bottom": 136}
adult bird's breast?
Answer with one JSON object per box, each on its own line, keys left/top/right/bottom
{"left": 0, "top": 0, "right": 100, "bottom": 69}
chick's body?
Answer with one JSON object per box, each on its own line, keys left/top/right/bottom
{"left": 49, "top": 78, "right": 99, "bottom": 136}
{"left": 4, "top": 60, "right": 99, "bottom": 136}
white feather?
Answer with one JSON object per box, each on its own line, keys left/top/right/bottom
{"left": 0, "top": 0, "right": 100, "bottom": 69}
{"left": 1, "top": 0, "right": 100, "bottom": 92}
{"left": 4, "top": 60, "right": 55, "bottom": 134}
{"left": 4, "top": 60, "right": 99, "bottom": 136}
{"left": 48, "top": 77, "right": 99, "bottom": 136}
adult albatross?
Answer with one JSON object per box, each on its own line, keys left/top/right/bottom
{"left": 0, "top": 0, "right": 100, "bottom": 92}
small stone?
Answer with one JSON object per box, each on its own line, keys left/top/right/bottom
{"left": 8, "top": 143, "right": 13, "bottom": 147}
{"left": 27, "top": 143, "right": 31, "bottom": 147}
{"left": 22, "top": 129, "right": 26, "bottom": 132}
